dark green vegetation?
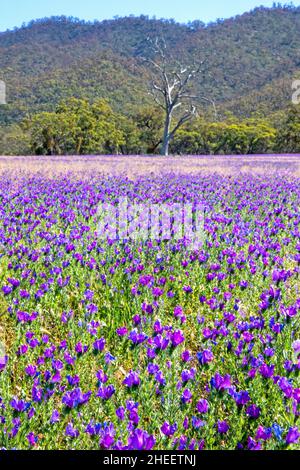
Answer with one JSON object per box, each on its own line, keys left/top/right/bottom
{"left": 1, "top": 4, "right": 300, "bottom": 155}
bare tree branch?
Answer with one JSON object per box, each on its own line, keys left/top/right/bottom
{"left": 170, "top": 105, "right": 197, "bottom": 137}
{"left": 143, "top": 37, "right": 215, "bottom": 155}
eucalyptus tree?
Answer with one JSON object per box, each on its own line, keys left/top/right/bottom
{"left": 144, "top": 38, "right": 216, "bottom": 156}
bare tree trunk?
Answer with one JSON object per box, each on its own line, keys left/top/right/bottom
{"left": 161, "top": 112, "right": 171, "bottom": 156}
{"left": 161, "top": 138, "right": 169, "bottom": 156}
{"left": 145, "top": 38, "right": 215, "bottom": 155}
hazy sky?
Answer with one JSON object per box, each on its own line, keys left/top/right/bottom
{"left": 1, "top": 0, "right": 299, "bottom": 31}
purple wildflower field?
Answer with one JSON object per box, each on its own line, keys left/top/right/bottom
{"left": 1, "top": 155, "right": 300, "bottom": 450}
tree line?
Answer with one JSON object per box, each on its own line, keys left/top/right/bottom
{"left": 1, "top": 97, "right": 300, "bottom": 156}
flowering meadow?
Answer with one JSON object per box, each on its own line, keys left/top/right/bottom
{"left": 1, "top": 157, "right": 300, "bottom": 450}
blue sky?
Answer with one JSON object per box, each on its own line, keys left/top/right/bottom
{"left": 1, "top": 1, "right": 300, "bottom": 31}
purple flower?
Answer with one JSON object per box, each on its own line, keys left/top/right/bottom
{"left": 50, "top": 410, "right": 60, "bottom": 424}
{"left": 247, "top": 437, "right": 261, "bottom": 450}
{"left": 183, "top": 285, "right": 193, "bottom": 293}
{"left": 32, "top": 386, "right": 43, "bottom": 403}
{"left": 128, "top": 329, "right": 148, "bottom": 345}
{"left": 181, "top": 389, "right": 192, "bottom": 404}
{"left": 181, "top": 350, "right": 192, "bottom": 362}
{"left": 293, "top": 340, "right": 300, "bottom": 354}
{"left": 25, "top": 364, "right": 37, "bottom": 377}
{"left": 246, "top": 404, "right": 261, "bottom": 419}
{"left": 210, "top": 373, "right": 231, "bottom": 391}
{"left": 217, "top": 421, "right": 229, "bottom": 434}
{"left": 239, "top": 280, "right": 248, "bottom": 289}
{"left": 161, "top": 421, "right": 178, "bottom": 437}
{"left": 86, "top": 303, "right": 98, "bottom": 315}
{"left": 192, "top": 417, "right": 205, "bottom": 429}
{"left": 0, "top": 355, "right": 8, "bottom": 372}
{"left": 235, "top": 391, "right": 250, "bottom": 407}
{"left": 197, "top": 349, "right": 214, "bottom": 365}
{"left": 62, "top": 388, "right": 91, "bottom": 408}
{"left": 97, "top": 385, "right": 115, "bottom": 400}
{"left": 17, "top": 311, "right": 38, "bottom": 323}
{"left": 171, "top": 330, "right": 185, "bottom": 347}
{"left": 65, "top": 422, "right": 79, "bottom": 438}
{"left": 100, "top": 431, "right": 115, "bottom": 449}
{"left": 96, "top": 369, "right": 108, "bottom": 383}
{"left": 105, "top": 352, "right": 116, "bottom": 363}
{"left": 51, "top": 371, "right": 62, "bottom": 383}
{"left": 93, "top": 338, "right": 106, "bottom": 352}
{"left": 127, "top": 429, "right": 155, "bottom": 450}
{"left": 174, "top": 305, "right": 183, "bottom": 318}
{"left": 75, "top": 342, "right": 86, "bottom": 354}
{"left": 286, "top": 426, "right": 300, "bottom": 445}
{"left": 153, "top": 334, "right": 169, "bottom": 350}
{"left": 132, "top": 315, "right": 141, "bottom": 325}
{"left": 147, "top": 363, "right": 159, "bottom": 375}
{"left": 281, "top": 305, "right": 298, "bottom": 318}
{"left": 27, "top": 432, "right": 37, "bottom": 447}
{"left": 196, "top": 399, "right": 209, "bottom": 414}
{"left": 116, "top": 407, "right": 125, "bottom": 421}
{"left": 116, "top": 327, "right": 128, "bottom": 337}
{"left": 256, "top": 426, "right": 272, "bottom": 441}
{"left": 152, "top": 287, "right": 164, "bottom": 297}
{"left": 10, "top": 398, "right": 28, "bottom": 413}
{"left": 20, "top": 290, "right": 30, "bottom": 299}
{"left": 27, "top": 407, "right": 35, "bottom": 419}
{"left": 181, "top": 368, "right": 196, "bottom": 383}
{"left": 123, "top": 370, "right": 140, "bottom": 388}
{"left": 259, "top": 363, "right": 275, "bottom": 379}
{"left": 2, "top": 286, "right": 12, "bottom": 295}
{"left": 84, "top": 289, "right": 94, "bottom": 301}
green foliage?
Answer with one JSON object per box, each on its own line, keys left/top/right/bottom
{"left": 171, "top": 118, "right": 277, "bottom": 155}
{"left": 131, "top": 107, "right": 164, "bottom": 153}
{"left": 28, "top": 98, "right": 128, "bottom": 155}
{"left": 0, "top": 124, "right": 30, "bottom": 155}
{"left": 3, "top": 98, "right": 300, "bottom": 156}
{"left": 23, "top": 101, "right": 165, "bottom": 156}
{"left": 275, "top": 105, "right": 300, "bottom": 153}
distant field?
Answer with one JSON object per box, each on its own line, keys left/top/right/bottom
{"left": 1, "top": 154, "right": 300, "bottom": 177}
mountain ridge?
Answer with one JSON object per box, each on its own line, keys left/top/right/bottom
{"left": 0, "top": 5, "right": 300, "bottom": 125}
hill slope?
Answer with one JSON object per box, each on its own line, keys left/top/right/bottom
{"left": 0, "top": 5, "right": 300, "bottom": 124}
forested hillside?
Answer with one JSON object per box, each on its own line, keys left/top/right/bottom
{"left": 1, "top": 5, "right": 300, "bottom": 122}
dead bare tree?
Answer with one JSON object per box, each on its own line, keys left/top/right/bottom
{"left": 144, "top": 37, "right": 216, "bottom": 156}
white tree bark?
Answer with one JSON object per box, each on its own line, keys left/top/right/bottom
{"left": 144, "top": 38, "right": 216, "bottom": 156}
